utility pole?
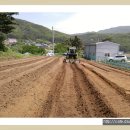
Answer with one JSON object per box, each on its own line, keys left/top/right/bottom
{"left": 52, "top": 26, "right": 54, "bottom": 53}
{"left": 97, "top": 33, "right": 100, "bottom": 42}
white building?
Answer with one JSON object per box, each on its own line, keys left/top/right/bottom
{"left": 4, "top": 38, "right": 17, "bottom": 45}
{"left": 84, "top": 41, "right": 120, "bottom": 61}
{"left": 35, "top": 43, "right": 49, "bottom": 48}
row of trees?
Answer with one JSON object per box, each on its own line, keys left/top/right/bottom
{"left": 54, "top": 36, "right": 83, "bottom": 54}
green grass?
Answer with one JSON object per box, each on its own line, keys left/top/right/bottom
{"left": 0, "top": 49, "right": 31, "bottom": 61}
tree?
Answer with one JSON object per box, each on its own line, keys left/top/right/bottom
{"left": 0, "top": 12, "right": 18, "bottom": 51}
{"left": 55, "top": 43, "right": 67, "bottom": 53}
{"left": 102, "top": 37, "right": 112, "bottom": 42}
{"left": 72, "top": 36, "right": 83, "bottom": 50}
{"left": 65, "top": 36, "right": 83, "bottom": 51}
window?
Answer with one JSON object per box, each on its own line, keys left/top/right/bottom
{"left": 105, "top": 53, "right": 110, "bottom": 57}
{"left": 115, "top": 56, "right": 125, "bottom": 58}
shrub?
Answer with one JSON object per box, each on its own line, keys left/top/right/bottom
{"left": 22, "top": 45, "right": 45, "bottom": 54}
{"left": 55, "top": 43, "right": 67, "bottom": 54}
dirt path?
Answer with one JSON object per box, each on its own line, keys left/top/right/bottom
{"left": 0, "top": 56, "right": 130, "bottom": 117}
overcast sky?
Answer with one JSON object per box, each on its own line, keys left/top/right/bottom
{"left": 13, "top": 6, "right": 130, "bottom": 34}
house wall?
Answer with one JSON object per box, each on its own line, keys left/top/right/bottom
{"left": 84, "top": 41, "right": 120, "bottom": 61}
{"left": 96, "top": 42, "right": 119, "bottom": 61}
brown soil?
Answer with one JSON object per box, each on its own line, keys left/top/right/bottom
{"left": 0, "top": 56, "right": 130, "bottom": 117}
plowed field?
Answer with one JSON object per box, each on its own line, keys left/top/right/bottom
{"left": 0, "top": 56, "right": 130, "bottom": 117}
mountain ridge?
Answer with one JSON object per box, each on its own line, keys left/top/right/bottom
{"left": 7, "top": 19, "right": 70, "bottom": 43}
{"left": 98, "top": 26, "right": 130, "bottom": 34}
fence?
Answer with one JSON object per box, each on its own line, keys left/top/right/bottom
{"left": 85, "top": 55, "right": 130, "bottom": 71}
{"left": 99, "top": 60, "right": 130, "bottom": 71}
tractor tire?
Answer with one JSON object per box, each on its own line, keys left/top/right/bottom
{"left": 109, "top": 59, "right": 113, "bottom": 62}
{"left": 121, "top": 59, "right": 125, "bottom": 62}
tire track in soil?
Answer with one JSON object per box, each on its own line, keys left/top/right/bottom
{"left": 0, "top": 58, "right": 59, "bottom": 111}
{"left": 82, "top": 60, "right": 130, "bottom": 76}
{"left": 71, "top": 64, "right": 90, "bottom": 117}
{"left": 79, "top": 63, "right": 130, "bottom": 117}
{"left": 0, "top": 56, "right": 46, "bottom": 71}
{"left": 0, "top": 57, "right": 62, "bottom": 117}
{"left": 41, "top": 64, "right": 66, "bottom": 117}
{"left": 0, "top": 56, "right": 40, "bottom": 65}
{"left": 0, "top": 57, "right": 55, "bottom": 87}
{"left": 71, "top": 63, "right": 116, "bottom": 117}
{"left": 81, "top": 64, "right": 130, "bottom": 100}
{"left": 56, "top": 63, "right": 81, "bottom": 117}
{"left": 81, "top": 60, "right": 110, "bottom": 72}
{"left": 0, "top": 57, "right": 52, "bottom": 80}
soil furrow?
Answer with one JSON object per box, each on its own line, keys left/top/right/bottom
{"left": 0, "top": 56, "right": 43, "bottom": 66}
{"left": 81, "top": 63, "right": 130, "bottom": 100}
{"left": 0, "top": 57, "right": 62, "bottom": 117}
{"left": 0, "top": 58, "right": 59, "bottom": 111}
{"left": 72, "top": 63, "right": 116, "bottom": 117}
{"left": 82, "top": 60, "right": 130, "bottom": 76}
{"left": 71, "top": 64, "right": 90, "bottom": 117}
{"left": 0, "top": 56, "right": 46, "bottom": 71}
{"left": 0, "top": 57, "right": 52, "bottom": 80}
{"left": 41, "top": 64, "right": 66, "bottom": 117}
{"left": 0, "top": 56, "right": 129, "bottom": 117}
{"left": 79, "top": 63, "right": 130, "bottom": 117}
{"left": 0, "top": 57, "right": 55, "bottom": 86}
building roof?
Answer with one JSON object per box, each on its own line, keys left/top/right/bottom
{"left": 69, "top": 46, "right": 76, "bottom": 49}
{"left": 85, "top": 41, "right": 120, "bottom": 46}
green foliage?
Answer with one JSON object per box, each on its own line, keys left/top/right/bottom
{"left": 10, "top": 42, "right": 25, "bottom": 53}
{"left": 0, "top": 12, "right": 18, "bottom": 52}
{"left": 7, "top": 19, "right": 70, "bottom": 43}
{"left": 0, "top": 48, "right": 24, "bottom": 60}
{"left": 0, "top": 32, "right": 6, "bottom": 51}
{"left": 36, "top": 39, "right": 44, "bottom": 43}
{"left": 55, "top": 43, "right": 67, "bottom": 53}
{"left": 110, "top": 33, "right": 130, "bottom": 53}
{"left": 22, "top": 45, "right": 45, "bottom": 55}
{"left": 11, "top": 42, "right": 46, "bottom": 55}
{"left": 65, "top": 36, "right": 83, "bottom": 51}
{"left": 102, "top": 37, "right": 112, "bottom": 42}
{"left": 0, "top": 12, "right": 18, "bottom": 34}
{"left": 72, "top": 36, "right": 83, "bottom": 50}
{"left": 77, "top": 32, "right": 130, "bottom": 53}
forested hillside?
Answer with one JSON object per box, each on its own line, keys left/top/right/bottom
{"left": 7, "top": 19, "right": 70, "bottom": 43}
{"left": 6, "top": 19, "right": 130, "bottom": 52}
{"left": 76, "top": 32, "right": 130, "bottom": 52}
{"left": 98, "top": 26, "right": 130, "bottom": 34}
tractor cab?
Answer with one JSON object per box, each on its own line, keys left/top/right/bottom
{"left": 63, "top": 46, "right": 80, "bottom": 63}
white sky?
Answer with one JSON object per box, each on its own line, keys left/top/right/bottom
{"left": 54, "top": 6, "right": 130, "bottom": 34}
{"left": 1, "top": 5, "right": 130, "bottom": 34}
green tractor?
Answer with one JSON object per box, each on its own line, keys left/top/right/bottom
{"left": 63, "top": 46, "right": 80, "bottom": 63}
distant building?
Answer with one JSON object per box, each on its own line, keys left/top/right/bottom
{"left": 35, "top": 43, "right": 49, "bottom": 49}
{"left": 84, "top": 41, "right": 120, "bottom": 61}
{"left": 24, "top": 40, "right": 36, "bottom": 45}
{"left": 4, "top": 38, "right": 17, "bottom": 45}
